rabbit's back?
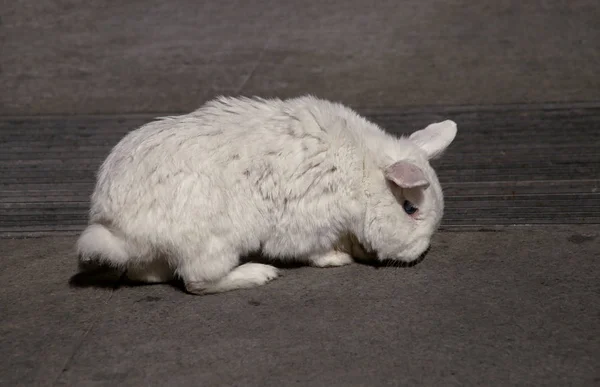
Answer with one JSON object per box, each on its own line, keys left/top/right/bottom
{"left": 90, "top": 97, "right": 365, "bottom": 258}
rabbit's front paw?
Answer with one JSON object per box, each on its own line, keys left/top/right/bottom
{"left": 185, "top": 263, "right": 280, "bottom": 295}
{"left": 310, "top": 251, "right": 353, "bottom": 268}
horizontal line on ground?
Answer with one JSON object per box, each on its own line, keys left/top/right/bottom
{"left": 3, "top": 222, "right": 600, "bottom": 239}
{"left": 2, "top": 192, "right": 599, "bottom": 205}
{"left": 2, "top": 100, "right": 600, "bottom": 119}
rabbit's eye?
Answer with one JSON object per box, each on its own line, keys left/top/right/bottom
{"left": 403, "top": 200, "right": 418, "bottom": 215}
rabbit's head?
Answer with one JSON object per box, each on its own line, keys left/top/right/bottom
{"left": 361, "top": 120, "right": 457, "bottom": 263}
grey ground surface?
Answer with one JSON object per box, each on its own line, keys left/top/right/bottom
{"left": 1, "top": 228, "right": 598, "bottom": 386}
{"left": 2, "top": 104, "right": 600, "bottom": 235}
{"left": 2, "top": 0, "right": 600, "bottom": 115}
{"left": 1, "top": 1, "right": 599, "bottom": 386}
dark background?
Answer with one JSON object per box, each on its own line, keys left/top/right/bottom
{"left": 1, "top": 1, "right": 599, "bottom": 386}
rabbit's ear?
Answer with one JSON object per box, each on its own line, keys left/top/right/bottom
{"left": 409, "top": 120, "right": 457, "bottom": 159}
{"left": 384, "top": 161, "right": 430, "bottom": 189}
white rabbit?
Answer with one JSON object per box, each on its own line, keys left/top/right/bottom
{"left": 76, "top": 96, "right": 457, "bottom": 295}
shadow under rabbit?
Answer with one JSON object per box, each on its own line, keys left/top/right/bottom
{"left": 69, "top": 247, "right": 429, "bottom": 292}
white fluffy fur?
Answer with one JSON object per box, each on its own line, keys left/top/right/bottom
{"left": 76, "top": 96, "right": 457, "bottom": 294}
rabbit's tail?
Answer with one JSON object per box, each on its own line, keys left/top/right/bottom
{"left": 76, "top": 223, "right": 130, "bottom": 268}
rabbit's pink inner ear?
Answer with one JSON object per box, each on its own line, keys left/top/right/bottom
{"left": 384, "top": 161, "right": 430, "bottom": 189}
